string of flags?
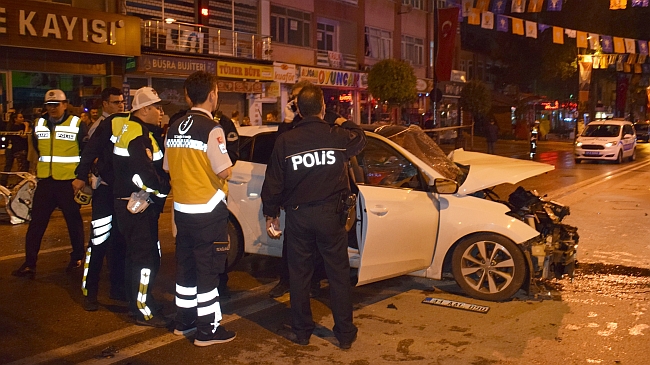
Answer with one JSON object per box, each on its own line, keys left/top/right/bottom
{"left": 461, "top": 0, "right": 649, "bottom": 14}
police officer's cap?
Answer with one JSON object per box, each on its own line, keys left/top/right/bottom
{"left": 44, "top": 89, "right": 67, "bottom": 103}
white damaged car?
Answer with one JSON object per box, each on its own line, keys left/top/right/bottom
{"left": 225, "top": 125, "right": 578, "bottom": 301}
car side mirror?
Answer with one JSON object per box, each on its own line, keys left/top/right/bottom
{"left": 624, "top": 134, "right": 633, "bottom": 139}
{"left": 431, "top": 178, "right": 459, "bottom": 194}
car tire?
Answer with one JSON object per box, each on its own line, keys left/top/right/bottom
{"left": 451, "top": 233, "right": 527, "bottom": 302}
{"left": 616, "top": 151, "right": 623, "bottom": 164}
{"left": 225, "top": 215, "right": 245, "bottom": 272}
{"left": 574, "top": 158, "right": 581, "bottom": 164}
{"left": 630, "top": 148, "right": 636, "bottom": 162}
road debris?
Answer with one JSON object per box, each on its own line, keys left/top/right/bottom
{"left": 421, "top": 297, "right": 489, "bottom": 314}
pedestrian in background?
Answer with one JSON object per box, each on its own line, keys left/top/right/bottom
{"left": 12, "top": 89, "right": 87, "bottom": 278}
{"left": 73, "top": 87, "right": 127, "bottom": 311}
{"left": 112, "top": 87, "right": 170, "bottom": 327}
{"left": 261, "top": 84, "right": 365, "bottom": 349}
{"left": 486, "top": 118, "right": 499, "bottom": 154}
{"left": 0, "top": 112, "right": 30, "bottom": 187}
{"left": 165, "top": 71, "right": 236, "bottom": 346}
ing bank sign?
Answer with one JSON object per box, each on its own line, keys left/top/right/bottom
{"left": 0, "top": 0, "right": 141, "bottom": 56}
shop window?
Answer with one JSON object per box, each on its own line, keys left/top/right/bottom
{"left": 270, "top": 6, "right": 311, "bottom": 48}
{"left": 401, "top": 36, "right": 424, "bottom": 66}
{"left": 402, "top": 0, "right": 423, "bottom": 10}
{"left": 365, "top": 27, "right": 392, "bottom": 60}
{"left": 317, "top": 21, "right": 337, "bottom": 52}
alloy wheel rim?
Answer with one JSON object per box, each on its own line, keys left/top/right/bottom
{"left": 460, "top": 240, "right": 515, "bottom": 294}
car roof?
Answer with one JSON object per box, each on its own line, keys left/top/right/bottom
{"left": 236, "top": 124, "right": 278, "bottom": 137}
{"left": 587, "top": 119, "right": 633, "bottom": 126}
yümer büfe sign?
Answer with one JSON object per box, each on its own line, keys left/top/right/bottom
{"left": 217, "top": 61, "right": 274, "bottom": 81}
{"left": 0, "top": 0, "right": 141, "bottom": 56}
{"left": 298, "top": 66, "right": 367, "bottom": 89}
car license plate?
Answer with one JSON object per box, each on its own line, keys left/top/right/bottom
{"left": 584, "top": 151, "right": 600, "bottom": 156}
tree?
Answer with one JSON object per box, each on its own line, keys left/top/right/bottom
{"left": 367, "top": 59, "right": 417, "bottom": 122}
{"left": 460, "top": 80, "right": 492, "bottom": 129}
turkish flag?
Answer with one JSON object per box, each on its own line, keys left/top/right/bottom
{"left": 436, "top": 7, "right": 460, "bottom": 82}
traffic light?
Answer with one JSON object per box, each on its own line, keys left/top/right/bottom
{"left": 198, "top": 0, "right": 210, "bottom": 25}
{"left": 201, "top": 8, "right": 209, "bottom": 17}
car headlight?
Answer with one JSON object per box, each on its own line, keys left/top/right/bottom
{"left": 575, "top": 141, "right": 582, "bottom": 147}
{"left": 604, "top": 142, "right": 615, "bottom": 147}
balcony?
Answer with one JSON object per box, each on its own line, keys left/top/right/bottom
{"left": 141, "top": 20, "right": 272, "bottom": 61}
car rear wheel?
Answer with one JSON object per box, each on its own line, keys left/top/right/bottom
{"left": 451, "top": 233, "right": 527, "bottom": 301}
{"left": 226, "top": 215, "right": 245, "bottom": 272}
{"left": 616, "top": 151, "right": 623, "bottom": 164}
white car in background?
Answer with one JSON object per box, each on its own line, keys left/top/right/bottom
{"left": 225, "top": 125, "right": 578, "bottom": 301}
{"left": 574, "top": 119, "right": 636, "bottom": 164}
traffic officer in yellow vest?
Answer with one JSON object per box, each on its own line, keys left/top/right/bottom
{"left": 164, "top": 71, "right": 236, "bottom": 346}
{"left": 12, "top": 89, "right": 88, "bottom": 278}
{"left": 73, "top": 87, "right": 128, "bottom": 311}
{"left": 112, "top": 87, "right": 170, "bottom": 328}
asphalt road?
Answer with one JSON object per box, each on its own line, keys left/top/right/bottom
{"left": 1, "top": 139, "right": 649, "bottom": 365}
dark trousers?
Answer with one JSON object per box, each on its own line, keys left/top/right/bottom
{"left": 487, "top": 141, "right": 496, "bottom": 154}
{"left": 174, "top": 203, "right": 229, "bottom": 336}
{"left": 286, "top": 201, "right": 357, "bottom": 344}
{"left": 114, "top": 199, "right": 161, "bottom": 319}
{"left": 279, "top": 232, "right": 325, "bottom": 285}
{"left": 82, "top": 184, "right": 126, "bottom": 299}
{"left": 24, "top": 178, "right": 85, "bottom": 268}
{"left": 0, "top": 148, "right": 28, "bottom": 186}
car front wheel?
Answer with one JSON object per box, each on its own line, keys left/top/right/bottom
{"left": 226, "top": 215, "right": 245, "bottom": 272}
{"left": 616, "top": 151, "right": 623, "bottom": 164}
{"left": 451, "top": 233, "right": 527, "bottom": 301}
{"left": 630, "top": 148, "right": 636, "bottom": 161}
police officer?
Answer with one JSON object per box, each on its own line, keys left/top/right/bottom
{"left": 113, "top": 87, "right": 170, "bottom": 327}
{"left": 12, "top": 89, "right": 88, "bottom": 278}
{"left": 72, "top": 87, "right": 128, "bottom": 311}
{"left": 164, "top": 71, "right": 236, "bottom": 346}
{"left": 261, "top": 84, "right": 366, "bottom": 349}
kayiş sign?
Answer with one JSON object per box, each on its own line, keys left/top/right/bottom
{"left": 0, "top": 0, "right": 141, "bottom": 56}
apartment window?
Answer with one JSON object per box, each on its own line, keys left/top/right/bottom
{"left": 401, "top": 35, "right": 424, "bottom": 66}
{"left": 270, "top": 5, "right": 311, "bottom": 47}
{"left": 317, "top": 21, "right": 337, "bottom": 51}
{"left": 365, "top": 26, "right": 392, "bottom": 60}
{"left": 402, "top": 0, "right": 423, "bottom": 10}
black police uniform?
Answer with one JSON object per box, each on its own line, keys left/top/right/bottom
{"left": 75, "top": 113, "right": 130, "bottom": 302}
{"left": 261, "top": 115, "right": 366, "bottom": 345}
{"left": 112, "top": 115, "right": 170, "bottom": 322}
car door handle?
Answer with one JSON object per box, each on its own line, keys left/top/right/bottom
{"left": 368, "top": 205, "right": 388, "bottom": 216}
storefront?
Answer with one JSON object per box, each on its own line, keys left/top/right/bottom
{"left": 126, "top": 54, "right": 220, "bottom": 122}
{"left": 0, "top": 0, "right": 140, "bottom": 120}
{"left": 297, "top": 66, "right": 367, "bottom": 124}
{"left": 216, "top": 60, "right": 274, "bottom": 125}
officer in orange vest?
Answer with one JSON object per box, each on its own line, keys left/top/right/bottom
{"left": 12, "top": 89, "right": 88, "bottom": 278}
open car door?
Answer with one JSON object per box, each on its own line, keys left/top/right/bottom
{"left": 352, "top": 135, "right": 440, "bottom": 286}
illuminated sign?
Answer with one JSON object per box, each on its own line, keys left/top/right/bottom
{"left": 0, "top": 0, "right": 141, "bottom": 56}
{"left": 339, "top": 94, "right": 352, "bottom": 102}
{"left": 298, "top": 66, "right": 367, "bottom": 89}
{"left": 217, "top": 61, "right": 274, "bottom": 81}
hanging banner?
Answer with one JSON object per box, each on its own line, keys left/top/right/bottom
{"left": 497, "top": 15, "right": 509, "bottom": 32}
{"left": 538, "top": 23, "right": 550, "bottom": 33}
{"left": 616, "top": 74, "right": 629, "bottom": 115}
{"left": 613, "top": 37, "right": 625, "bottom": 53}
{"left": 577, "top": 31, "right": 588, "bottom": 48}
{"left": 511, "top": 0, "right": 526, "bottom": 13}
{"left": 638, "top": 40, "right": 649, "bottom": 55}
{"left": 528, "top": 0, "right": 543, "bottom": 12}
{"left": 588, "top": 34, "right": 600, "bottom": 50}
{"left": 512, "top": 18, "right": 524, "bottom": 35}
{"left": 481, "top": 12, "right": 494, "bottom": 29}
{"left": 625, "top": 38, "right": 636, "bottom": 53}
{"left": 601, "top": 36, "right": 614, "bottom": 53}
{"left": 525, "top": 21, "right": 537, "bottom": 38}
{"left": 436, "top": 7, "right": 460, "bottom": 82}
{"left": 468, "top": 8, "right": 481, "bottom": 25}
{"left": 610, "top": 0, "right": 628, "bottom": 9}
{"left": 565, "top": 29, "right": 577, "bottom": 38}
{"left": 578, "top": 56, "right": 592, "bottom": 103}
{"left": 547, "top": 0, "right": 563, "bottom": 11}
{"left": 462, "top": 0, "right": 473, "bottom": 16}
{"left": 553, "top": 27, "right": 564, "bottom": 44}
{"left": 492, "top": 0, "right": 507, "bottom": 13}
{"left": 631, "top": 0, "right": 649, "bottom": 6}
{"left": 476, "top": 0, "right": 490, "bottom": 12}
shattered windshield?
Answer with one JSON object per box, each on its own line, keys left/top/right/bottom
{"left": 371, "top": 125, "right": 464, "bottom": 181}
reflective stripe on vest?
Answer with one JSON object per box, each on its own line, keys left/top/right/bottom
{"left": 173, "top": 189, "right": 226, "bottom": 214}
{"left": 36, "top": 116, "right": 81, "bottom": 180}
{"left": 132, "top": 174, "right": 168, "bottom": 198}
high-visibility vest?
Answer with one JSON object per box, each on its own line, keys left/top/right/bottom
{"left": 113, "top": 119, "right": 166, "bottom": 197}
{"left": 166, "top": 111, "right": 228, "bottom": 214}
{"left": 34, "top": 115, "right": 81, "bottom": 180}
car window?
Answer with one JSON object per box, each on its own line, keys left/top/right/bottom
{"left": 634, "top": 124, "right": 648, "bottom": 132}
{"left": 355, "top": 138, "right": 421, "bottom": 189}
{"left": 239, "top": 133, "right": 277, "bottom": 165}
{"left": 582, "top": 125, "right": 621, "bottom": 138}
{"left": 623, "top": 125, "right": 635, "bottom": 136}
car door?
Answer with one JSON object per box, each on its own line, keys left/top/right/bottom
{"left": 353, "top": 137, "right": 439, "bottom": 285}
{"left": 229, "top": 132, "right": 284, "bottom": 257}
{"left": 621, "top": 124, "right": 636, "bottom": 157}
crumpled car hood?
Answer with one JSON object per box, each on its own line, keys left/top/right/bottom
{"left": 449, "top": 149, "right": 555, "bottom": 195}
